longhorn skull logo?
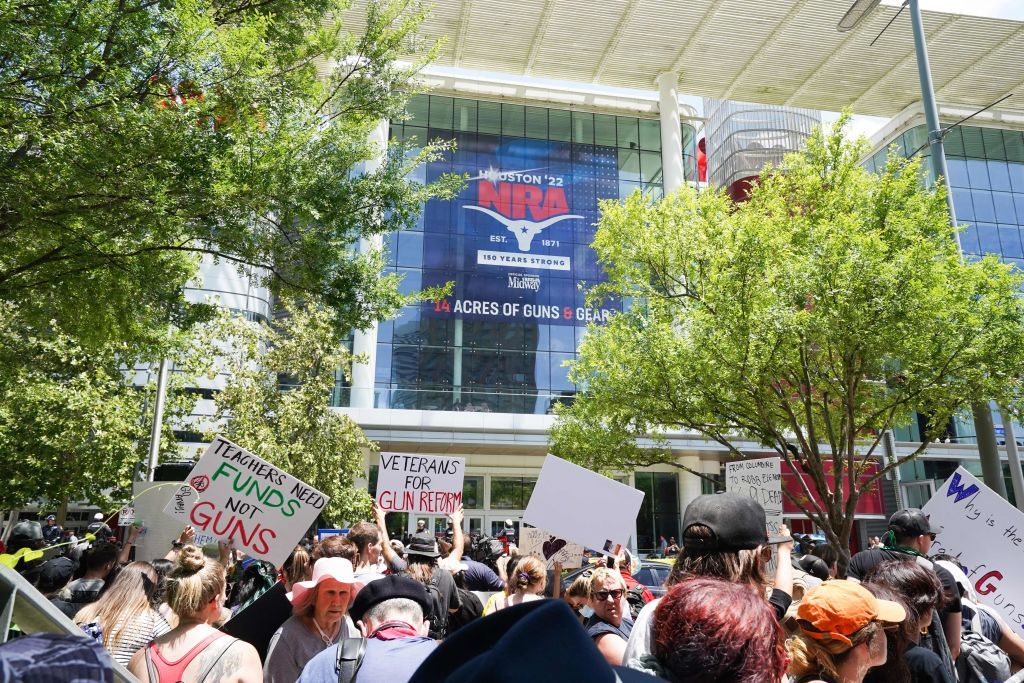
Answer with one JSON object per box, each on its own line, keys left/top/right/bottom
{"left": 464, "top": 205, "right": 583, "bottom": 251}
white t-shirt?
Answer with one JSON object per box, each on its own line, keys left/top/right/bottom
{"left": 622, "top": 597, "right": 660, "bottom": 669}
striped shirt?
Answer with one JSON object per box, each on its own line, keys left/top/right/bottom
{"left": 107, "top": 610, "right": 172, "bottom": 666}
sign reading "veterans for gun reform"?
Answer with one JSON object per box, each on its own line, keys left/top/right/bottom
{"left": 163, "top": 436, "right": 329, "bottom": 568}
{"left": 375, "top": 453, "right": 465, "bottom": 514}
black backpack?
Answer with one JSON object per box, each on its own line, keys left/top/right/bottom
{"left": 446, "top": 588, "right": 483, "bottom": 634}
{"left": 625, "top": 583, "right": 648, "bottom": 620}
{"left": 423, "top": 573, "right": 449, "bottom": 639}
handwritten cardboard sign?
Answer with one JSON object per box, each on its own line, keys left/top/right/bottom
{"left": 375, "top": 453, "right": 465, "bottom": 514}
{"left": 522, "top": 455, "right": 645, "bottom": 556}
{"left": 726, "top": 457, "right": 784, "bottom": 536}
{"left": 163, "top": 436, "right": 329, "bottom": 568}
{"left": 519, "top": 527, "right": 585, "bottom": 569}
{"left": 923, "top": 467, "right": 1024, "bottom": 633}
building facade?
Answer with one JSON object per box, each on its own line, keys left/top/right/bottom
{"left": 335, "top": 75, "right": 898, "bottom": 552}
{"left": 866, "top": 104, "right": 1024, "bottom": 516}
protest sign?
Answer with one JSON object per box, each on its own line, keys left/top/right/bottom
{"left": 117, "top": 506, "right": 136, "bottom": 527}
{"left": 522, "top": 454, "right": 644, "bottom": 556}
{"left": 132, "top": 481, "right": 188, "bottom": 563}
{"left": 726, "top": 457, "right": 784, "bottom": 536}
{"left": 162, "top": 436, "right": 329, "bottom": 568}
{"left": 519, "top": 527, "right": 585, "bottom": 569}
{"left": 923, "top": 467, "right": 1024, "bottom": 634}
{"left": 375, "top": 453, "right": 465, "bottom": 514}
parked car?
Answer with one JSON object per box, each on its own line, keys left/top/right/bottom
{"left": 561, "top": 558, "right": 673, "bottom": 599}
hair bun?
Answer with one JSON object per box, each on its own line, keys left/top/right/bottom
{"left": 178, "top": 544, "right": 206, "bottom": 573}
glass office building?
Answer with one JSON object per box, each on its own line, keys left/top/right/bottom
{"left": 373, "top": 93, "right": 698, "bottom": 416}
{"left": 867, "top": 115, "right": 1024, "bottom": 507}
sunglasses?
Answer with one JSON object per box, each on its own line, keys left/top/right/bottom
{"left": 593, "top": 589, "right": 624, "bottom": 601}
{"left": 926, "top": 532, "right": 937, "bottom": 541}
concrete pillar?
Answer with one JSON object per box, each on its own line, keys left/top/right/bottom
{"left": 350, "top": 119, "right": 389, "bottom": 408}
{"left": 678, "top": 454, "right": 703, "bottom": 518}
{"left": 656, "top": 73, "right": 685, "bottom": 194}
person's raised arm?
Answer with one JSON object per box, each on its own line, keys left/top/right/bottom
{"left": 373, "top": 503, "right": 399, "bottom": 567}
{"left": 773, "top": 524, "right": 794, "bottom": 598}
{"left": 552, "top": 560, "right": 563, "bottom": 600}
{"left": 165, "top": 525, "right": 195, "bottom": 561}
{"left": 118, "top": 524, "right": 141, "bottom": 564}
{"left": 448, "top": 505, "right": 465, "bottom": 563}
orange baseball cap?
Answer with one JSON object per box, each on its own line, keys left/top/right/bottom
{"left": 796, "top": 581, "right": 906, "bottom": 648}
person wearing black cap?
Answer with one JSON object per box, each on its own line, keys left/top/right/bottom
{"left": 623, "top": 492, "right": 794, "bottom": 675}
{"left": 847, "top": 507, "right": 962, "bottom": 665}
{"left": 296, "top": 574, "right": 437, "bottom": 683}
{"left": 405, "top": 530, "right": 461, "bottom": 638}
{"left": 37, "top": 556, "right": 79, "bottom": 619}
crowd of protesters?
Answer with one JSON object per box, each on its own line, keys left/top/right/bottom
{"left": 3, "top": 495, "right": 1024, "bottom": 683}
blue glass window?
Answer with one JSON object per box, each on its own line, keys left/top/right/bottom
{"left": 946, "top": 158, "right": 969, "bottom": 188}
{"left": 960, "top": 224, "right": 981, "bottom": 255}
{"left": 952, "top": 188, "right": 974, "bottom": 221}
{"left": 977, "top": 223, "right": 1001, "bottom": 254}
{"left": 999, "top": 226, "right": 1023, "bottom": 258}
{"left": 989, "top": 161, "right": 1012, "bottom": 192}
{"left": 967, "top": 159, "right": 990, "bottom": 188}
{"left": 972, "top": 190, "right": 996, "bottom": 222}
{"left": 993, "top": 192, "right": 1017, "bottom": 224}
{"left": 1008, "top": 163, "right": 1024, "bottom": 193}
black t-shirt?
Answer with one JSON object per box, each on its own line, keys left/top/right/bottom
{"left": 584, "top": 614, "right": 634, "bottom": 642}
{"left": 769, "top": 587, "right": 793, "bottom": 622}
{"left": 905, "top": 643, "right": 956, "bottom": 683}
{"left": 847, "top": 548, "right": 962, "bottom": 613}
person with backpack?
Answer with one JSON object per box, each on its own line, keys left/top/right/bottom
{"left": 862, "top": 560, "right": 955, "bottom": 683}
{"left": 401, "top": 531, "right": 460, "bottom": 640}
{"left": 296, "top": 574, "right": 437, "bottom": 683}
{"left": 846, "top": 508, "right": 962, "bottom": 665}
{"left": 86, "top": 512, "right": 114, "bottom": 544}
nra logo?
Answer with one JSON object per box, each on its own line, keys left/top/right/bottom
{"left": 463, "top": 166, "right": 581, "bottom": 251}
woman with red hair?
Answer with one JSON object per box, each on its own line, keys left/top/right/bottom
{"left": 648, "top": 577, "right": 789, "bottom": 682}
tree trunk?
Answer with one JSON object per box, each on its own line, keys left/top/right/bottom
{"left": 1, "top": 510, "right": 19, "bottom": 543}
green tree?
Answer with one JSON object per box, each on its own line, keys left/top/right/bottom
{"left": 0, "top": 0, "right": 458, "bottom": 508}
{"left": 207, "top": 299, "right": 376, "bottom": 524}
{"left": 0, "top": 303, "right": 208, "bottom": 510}
{"left": 1, "top": 0, "right": 457, "bottom": 347}
{"left": 551, "top": 118, "right": 1024, "bottom": 566}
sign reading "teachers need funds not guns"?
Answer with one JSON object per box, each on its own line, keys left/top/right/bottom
{"left": 163, "top": 436, "right": 329, "bottom": 568}
{"left": 375, "top": 453, "right": 465, "bottom": 514}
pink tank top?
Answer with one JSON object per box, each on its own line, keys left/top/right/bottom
{"left": 148, "top": 631, "right": 226, "bottom": 682}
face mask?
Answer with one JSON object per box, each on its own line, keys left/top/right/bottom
{"left": 580, "top": 605, "right": 595, "bottom": 619}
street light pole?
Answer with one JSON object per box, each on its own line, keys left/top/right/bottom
{"left": 842, "top": 0, "right": 1008, "bottom": 499}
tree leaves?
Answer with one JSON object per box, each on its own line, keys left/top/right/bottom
{"left": 553, "top": 116, "right": 1024, "bottom": 559}
{"left": 205, "top": 298, "right": 375, "bottom": 524}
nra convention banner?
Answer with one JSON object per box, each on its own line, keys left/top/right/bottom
{"left": 421, "top": 136, "right": 620, "bottom": 326}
